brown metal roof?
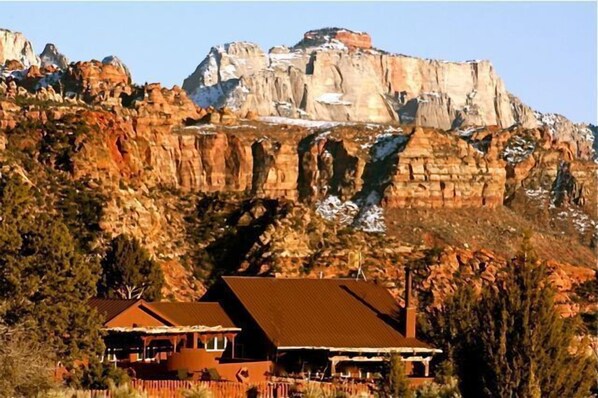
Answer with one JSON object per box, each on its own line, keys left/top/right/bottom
{"left": 148, "top": 302, "right": 236, "bottom": 328}
{"left": 89, "top": 298, "right": 140, "bottom": 323}
{"left": 89, "top": 299, "right": 236, "bottom": 329}
{"left": 220, "top": 277, "right": 432, "bottom": 350}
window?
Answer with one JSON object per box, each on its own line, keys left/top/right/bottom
{"left": 205, "top": 336, "right": 227, "bottom": 352}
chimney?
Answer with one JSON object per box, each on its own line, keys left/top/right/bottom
{"left": 404, "top": 266, "right": 416, "bottom": 338}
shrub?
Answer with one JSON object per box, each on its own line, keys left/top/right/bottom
{"left": 69, "top": 360, "right": 130, "bottom": 390}
{"left": 301, "top": 383, "right": 335, "bottom": 398}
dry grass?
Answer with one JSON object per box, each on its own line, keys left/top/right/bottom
{"left": 385, "top": 206, "right": 596, "bottom": 268}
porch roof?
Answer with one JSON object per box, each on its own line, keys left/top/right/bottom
{"left": 89, "top": 298, "right": 238, "bottom": 331}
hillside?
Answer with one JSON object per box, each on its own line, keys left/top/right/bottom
{"left": 0, "top": 27, "right": 595, "bottom": 319}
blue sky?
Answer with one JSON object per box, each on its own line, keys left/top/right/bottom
{"left": 1, "top": 2, "right": 596, "bottom": 123}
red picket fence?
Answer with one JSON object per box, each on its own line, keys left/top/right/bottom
{"left": 75, "top": 379, "right": 372, "bottom": 398}
{"left": 132, "top": 380, "right": 285, "bottom": 397}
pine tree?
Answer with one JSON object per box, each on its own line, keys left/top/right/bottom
{"left": 0, "top": 174, "right": 104, "bottom": 365}
{"left": 469, "top": 243, "right": 596, "bottom": 397}
{"left": 421, "top": 233, "right": 596, "bottom": 397}
{"left": 99, "top": 234, "right": 164, "bottom": 300}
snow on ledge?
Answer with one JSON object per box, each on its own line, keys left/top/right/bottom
{"left": 316, "top": 93, "right": 352, "bottom": 106}
{"left": 259, "top": 116, "right": 348, "bottom": 129}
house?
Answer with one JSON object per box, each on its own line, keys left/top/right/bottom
{"left": 89, "top": 298, "right": 272, "bottom": 382}
{"left": 201, "top": 270, "right": 440, "bottom": 383}
{"left": 91, "top": 269, "right": 439, "bottom": 384}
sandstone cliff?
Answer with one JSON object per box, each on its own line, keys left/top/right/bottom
{"left": 183, "top": 28, "right": 595, "bottom": 161}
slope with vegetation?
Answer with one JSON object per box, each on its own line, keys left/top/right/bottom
{"left": 0, "top": 27, "right": 595, "bottom": 396}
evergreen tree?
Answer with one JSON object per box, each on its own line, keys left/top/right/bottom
{"left": 99, "top": 234, "right": 164, "bottom": 300}
{"left": 424, "top": 234, "right": 596, "bottom": 397}
{"left": 0, "top": 174, "right": 104, "bottom": 365}
{"left": 469, "top": 246, "right": 596, "bottom": 397}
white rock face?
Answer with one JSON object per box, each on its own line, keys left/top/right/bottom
{"left": 183, "top": 28, "right": 595, "bottom": 160}
{"left": 183, "top": 42, "right": 268, "bottom": 109}
{"left": 40, "top": 43, "right": 69, "bottom": 69}
{"left": 0, "top": 28, "right": 39, "bottom": 67}
{"left": 182, "top": 29, "right": 520, "bottom": 127}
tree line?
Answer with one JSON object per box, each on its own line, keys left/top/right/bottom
{"left": 0, "top": 173, "right": 163, "bottom": 396}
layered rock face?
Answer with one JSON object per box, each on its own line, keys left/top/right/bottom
{"left": 0, "top": 27, "right": 595, "bottom": 311}
{"left": 64, "top": 60, "right": 131, "bottom": 99}
{"left": 0, "top": 29, "right": 39, "bottom": 67}
{"left": 384, "top": 128, "right": 506, "bottom": 208}
{"left": 57, "top": 120, "right": 508, "bottom": 209}
{"left": 183, "top": 28, "right": 595, "bottom": 161}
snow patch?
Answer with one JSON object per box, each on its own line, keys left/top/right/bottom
{"left": 190, "top": 85, "right": 226, "bottom": 108}
{"left": 315, "top": 195, "right": 386, "bottom": 233}
{"left": 455, "top": 126, "right": 484, "bottom": 138}
{"left": 316, "top": 196, "right": 359, "bottom": 225}
{"left": 35, "top": 71, "right": 63, "bottom": 90}
{"left": 371, "top": 133, "right": 408, "bottom": 161}
{"left": 259, "top": 116, "right": 347, "bottom": 129}
{"left": 502, "top": 135, "right": 535, "bottom": 164}
{"left": 220, "top": 64, "right": 238, "bottom": 80}
{"left": 356, "top": 205, "right": 386, "bottom": 233}
{"left": 316, "top": 93, "right": 352, "bottom": 106}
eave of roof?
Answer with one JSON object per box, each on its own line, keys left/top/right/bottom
{"left": 89, "top": 299, "right": 236, "bottom": 329}
{"left": 276, "top": 346, "right": 442, "bottom": 354}
{"left": 104, "top": 325, "right": 241, "bottom": 334}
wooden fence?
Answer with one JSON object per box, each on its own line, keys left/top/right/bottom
{"left": 72, "top": 379, "right": 372, "bottom": 397}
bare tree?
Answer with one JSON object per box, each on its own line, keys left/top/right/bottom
{"left": 0, "top": 324, "right": 57, "bottom": 398}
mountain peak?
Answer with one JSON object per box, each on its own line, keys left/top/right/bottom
{"left": 295, "top": 27, "right": 372, "bottom": 50}
{"left": 40, "top": 43, "right": 69, "bottom": 69}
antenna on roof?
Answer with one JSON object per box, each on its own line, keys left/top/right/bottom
{"left": 349, "top": 250, "right": 367, "bottom": 281}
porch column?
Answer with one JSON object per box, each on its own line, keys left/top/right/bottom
{"left": 141, "top": 337, "right": 147, "bottom": 361}
{"left": 330, "top": 357, "right": 337, "bottom": 377}
{"left": 231, "top": 335, "right": 236, "bottom": 359}
{"left": 424, "top": 360, "right": 430, "bottom": 377}
{"left": 192, "top": 332, "right": 198, "bottom": 349}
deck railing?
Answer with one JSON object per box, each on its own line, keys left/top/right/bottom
{"left": 74, "top": 379, "right": 372, "bottom": 397}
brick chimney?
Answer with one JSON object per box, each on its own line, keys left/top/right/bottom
{"left": 404, "top": 266, "right": 416, "bottom": 338}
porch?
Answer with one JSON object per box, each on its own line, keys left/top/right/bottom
{"left": 272, "top": 348, "right": 435, "bottom": 385}
{"left": 103, "top": 328, "right": 272, "bottom": 382}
